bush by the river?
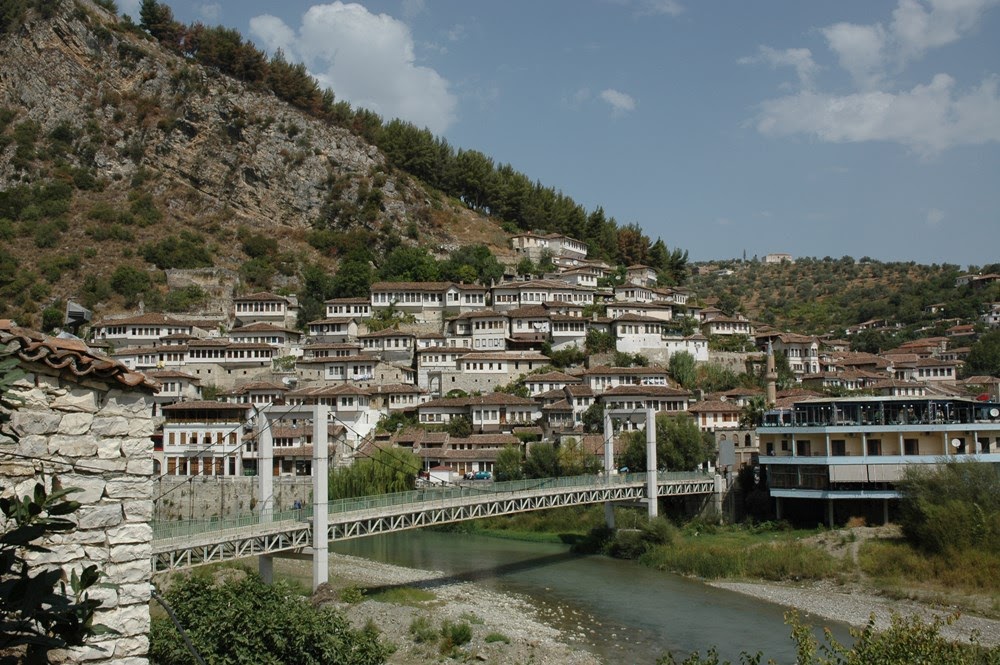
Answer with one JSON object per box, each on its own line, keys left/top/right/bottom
{"left": 897, "top": 460, "right": 1000, "bottom": 555}
{"left": 150, "top": 571, "right": 393, "bottom": 664}
{"left": 660, "top": 610, "right": 1000, "bottom": 664}
{"left": 642, "top": 540, "right": 840, "bottom": 581}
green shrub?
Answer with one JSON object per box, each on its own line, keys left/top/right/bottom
{"left": 150, "top": 572, "right": 391, "bottom": 665}
{"left": 109, "top": 265, "right": 151, "bottom": 302}
{"left": 408, "top": 615, "right": 437, "bottom": 644}
{"left": 142, "top": 232, "right": 212, "bottom": 269}
{"left": 163, "top": 285, "right": 207, "bottom": 312}
{"left": 339, "top": 585, "right": 365, "bottom": 604}
{"left": 898, "top": 461, "right": 1000, "bottom": 554}
{"left": 484, "top": 632, "right": 510, "bottom": 644}
{"left": 440, "top": 620, "right": 472, "bottom": 652}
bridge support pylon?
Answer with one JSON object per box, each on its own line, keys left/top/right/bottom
{"left": 645, "top": 407, "right": 658, "bottom": 520}
{"left": 603, "top": 412, "right": 615, "bottom": 530}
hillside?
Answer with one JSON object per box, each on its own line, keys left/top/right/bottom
{"left": 0, "top": 0, "right": 512, "bottom": 327}
{"left": 688, "top": 257, "right": 1000, "bottom": 345}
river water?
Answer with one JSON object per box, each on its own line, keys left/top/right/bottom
{"left": 329, "top": 530, "right": 853, "bottom": 664}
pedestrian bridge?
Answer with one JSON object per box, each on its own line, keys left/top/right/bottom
{"left": 151, "top": 471, "right": 716, "bottom": 575}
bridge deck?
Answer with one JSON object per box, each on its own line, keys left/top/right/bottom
{"left": 152, "top": 472, "right": 716, "bottom": 572}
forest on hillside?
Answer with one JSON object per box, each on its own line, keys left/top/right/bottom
{"left": 690, "top": 256, "right": 1000, "bottom": 344}
{"left": 125, "top": 0, "right": 688, "bottom": 271}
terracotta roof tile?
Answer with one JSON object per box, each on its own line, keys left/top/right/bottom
{"left": 0, "top": 323, "right": 158, "bottom": 392}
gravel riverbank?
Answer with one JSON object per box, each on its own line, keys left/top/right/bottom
{"left": 278, "top": 554, "right": 602, "bottom": 665}
{"left": 710, "top": 579, "right": 1000, "bottom": 648}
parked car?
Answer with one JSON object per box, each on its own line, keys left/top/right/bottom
{"left": 463, "top": 471, "right": 475, "bottom": 480}
{"left": 473, "top": 471, "right": 492, "bottom": 480}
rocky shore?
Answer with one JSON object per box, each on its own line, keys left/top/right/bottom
{"left": 712, "top": 578, "right": 1000, "bottom": 648}
{"left": 276, "top": 544, "right": 1000, "bottom": 664}
{"left": 278, "top": 554, "right": 602, "bottom": 665}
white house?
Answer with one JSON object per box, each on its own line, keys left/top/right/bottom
{"left": 233, "top": 292, "right": 297, "bottom": 328}
{"left": 160, "top": 401, "right": 253, "bottom": 477}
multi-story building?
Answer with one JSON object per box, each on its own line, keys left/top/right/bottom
{"left": 492, "top": 279, "right": 594, "bottom": 311}
{"left": 233, "top": 292, "right": 297, "bottom": 329}
{"left": 369, "top": 282, "right": 488, "bottom": 322}
{"left": 757, "top": 396, "right": 1000, "bottom": 526}
{"left": 159, "top": 401, "right": 252, "bottom": 477}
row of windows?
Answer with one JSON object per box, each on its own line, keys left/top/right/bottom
{"left": 166, "top": 431, "right": 239, "bottom": 446}
{"left": 189, "top": 349, "right": 274, "bottom": 359}
{"left": 236, "top": 302, "right": 285, "bottom": 312}
{"left": 165, "top": 456, "right": 237, "bottom": 476}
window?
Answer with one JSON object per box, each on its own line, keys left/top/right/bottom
{"left": 831, "top": 439, "right": 846, "bottom": 456}
{"left": 867, "top": 439, "right": 882, "bottom": 456}
{"left": 904, "top": 439, "right": 919, "bottom": 455}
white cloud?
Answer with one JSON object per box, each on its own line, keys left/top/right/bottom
{"left": 745, "top": 0, "right": 1000, "bottom": 153}
{"left": 926, "top": 208, "right": 946, "bottom": 225}
{"left": 739, "top": 46, "right": 819, "bottom": 88}
{"left": 753, "top": 74, "right": 1000, "bottom": 155}
{"left": 250, "top": 2, "right": 458, "bottom": 135}
{"left": 821, "top": 22, "right": 886, "bottom": 89}
{"left": 637, "top": 0, "right": 683, "bottom": 17}
{"left": 891, "top": 0, "right": 1000, "bottom": 63}
{"left": 446, "top": 24, "right": 466, "bottom": 42}
{"left": 600, "top": 88, "right": 636, "bottom": 114}
{"left": 198, "top": 3, "right": 221, "bottom": 23}
{"left": 401, "top": 0, "right": 425, "bottom": 21}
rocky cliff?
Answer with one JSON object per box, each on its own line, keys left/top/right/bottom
{"left": 0, "top": 0, "right": 509, "bottom": 325}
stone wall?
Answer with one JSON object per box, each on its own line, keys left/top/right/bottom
{"left": 1, "top": 368, "right": 156, "bottom": 664}
{"left": 154, "top": 476, "right": 314, "bottom": 521}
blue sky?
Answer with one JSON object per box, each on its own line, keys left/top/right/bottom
{"left": 120, "top": 0, "right": 1000, "bottom": 267}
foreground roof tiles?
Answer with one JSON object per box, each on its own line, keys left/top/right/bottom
{"left": 0, "top": 322, "right": 158, "bottom": 392}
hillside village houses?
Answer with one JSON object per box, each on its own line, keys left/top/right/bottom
{"left": 81, "top": 235, "right": 992, "bottom": 484}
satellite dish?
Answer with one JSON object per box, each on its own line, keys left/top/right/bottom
{"left": 990, "top": 408, "right": 1000, "bottom": 418}
{"left": 950, "top": 438, "right": 962, "bottom": 449}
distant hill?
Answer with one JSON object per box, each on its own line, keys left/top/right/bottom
{"left": 688, "top": 257, "right": 1000, "bottom": 347}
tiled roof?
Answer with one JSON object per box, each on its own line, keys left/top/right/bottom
{"left": 370, "top": 281, "right": 456, "bottom": 291}
{"left": 525, "top": 371, "right": 580, "bottom": 383}
{"left": 162, "top": 400, "right": 250, "bottom": 411}
{"left": 687, "top": 400, "right": 741, "bottom": 413}
{"left": 233, "top": 291, "right": 289, "bottom": 302}
{"left": 601, "top": 385, "right": 691, "bottom": 397}
{"left": 230, "top": 322, "right": 300, "bottom": 334}
{"left": 324, "top": 297, "right": 370, "bottom": 304}
{"left": 287, "top": 384, "right": 372, "bottom": 397}
{"left": 0, "top": 323, "right": 158, "bottom": 392}
{"left": 92, "top": 313, "right": 216, "bottom": 328}
{"left": 448, "top": 309, "right": 509, "bottom": 320}
{"left": 457, "top": 351, "right": 549, "bottom": 361}
{"left": 583, "top": 365, "right": 670, "bottom": 376}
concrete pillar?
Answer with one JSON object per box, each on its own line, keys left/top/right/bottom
{"left": 646, "top": 407, "right": 658, "bottom": 520}
{"left": 882, "top": 499, "right": 889, "bottom": 525}
{"left": 603, "top": 411, "right": 615, "bottom": 529}
{"left": 312, "top": 405, "right": 330, "bottom": 591}
{"left": 259, "top": 554, "right": 274, "bottom": 584}
{"left": 258, "top": 407, "right": 274, "bottom": 583}
{"left": 713, "top": 473, "right": 723, "bottom": 518}
{"left": 827, "top": 499, "right": 834, "bottom": 528}
{"left": 775, "top": 496, "right": 782, "bottom": 520}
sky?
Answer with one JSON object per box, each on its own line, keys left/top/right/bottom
{"left": 118, "top": 0, "right": 1000, "bottom": 267}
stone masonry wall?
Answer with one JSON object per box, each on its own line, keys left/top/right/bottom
{"left": 0, "top": 370, "right": 155, "bottom": 665}
{"left": 154, "top": 476, "right": 314, "bottom": 521}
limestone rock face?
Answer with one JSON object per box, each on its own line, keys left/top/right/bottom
{"left": 0, "top": 2, "right": 509, "bottom": 314}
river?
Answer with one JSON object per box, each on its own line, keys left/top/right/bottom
{"left": 327, "top": 530, "right": 853, "bottom": 664}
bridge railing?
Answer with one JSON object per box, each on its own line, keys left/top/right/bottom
{"left": 152, "top": 470, "right": 710, "bottom": 542}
